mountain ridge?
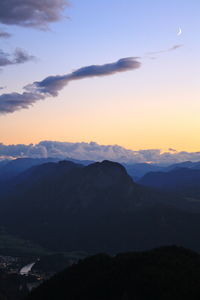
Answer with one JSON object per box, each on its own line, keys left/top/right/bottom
{"left": 27, "top": 246, "right": 200, "bottom": 300}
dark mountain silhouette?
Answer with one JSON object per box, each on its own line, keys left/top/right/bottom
{"left": 2, "top": 160, "right": 200, "bottom": 253}
{"left": 0, "top": 160, "right": 9, "bottom": 168}
{"left": 123, "top": 163, "right": 165, "bottom": 180}
{"left": 0, "top": 157, "right": 93, "bottom": 184}
{"left": 0, "top": 157, "right": 60, "bottom": 183}
{"left": 2, "top": 157, "right": 200, "bottom": 185}
{"left": 1, "top": 160, "right": 180, "bottom": 253}
{"left": 124, "top": 161, "right": 200, "bottom": 180}
{"left": 166, "top": 160, "right": 200, "bottom": 171}
{"left": 139, "top": 167, "right": 200, "bottom": 198}
{"left": 27, "top": 246, "right": 200, "bottom": 300}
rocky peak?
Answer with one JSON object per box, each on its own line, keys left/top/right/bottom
{"left": 82, "top": 160, "right": 134, "bottom": 189}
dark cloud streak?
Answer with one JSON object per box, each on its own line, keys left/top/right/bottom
{"left": 0, "top": 0, "right": 69, "bottom": 29}
{"left": 0, "top": 48, "right": 35, "bottom": 67}
{"left": 34, "top": 57, "right": 141, "bottom": 95}
{"left": 0, "top": 92, "right": 45, "bottom": 113}
{"left": 0, "top": 57, "right": 141, "bottom": 114}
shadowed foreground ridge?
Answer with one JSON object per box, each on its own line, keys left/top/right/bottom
{"left": 27, "top": 246, "right": 200, "bottom": 300}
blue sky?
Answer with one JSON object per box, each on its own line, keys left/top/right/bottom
{"left": 3, "top": 0, "right": 198, "bottom": 84}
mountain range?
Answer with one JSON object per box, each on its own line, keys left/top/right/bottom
{"left": 139, "top": 167, "right": 200, "bottom": 199}
{"left": 1, "top": 158, "right": 200, "bottom": 253}
{"left": 2, "top": 157, "right": 200, "bottom": 182}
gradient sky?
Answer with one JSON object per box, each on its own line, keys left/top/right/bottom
{"left": 0, "top": 0, "right": 200, "bottom": 151}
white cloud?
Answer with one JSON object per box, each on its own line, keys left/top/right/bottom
{"left": 1, "top": 141, "right": 200, "bottom": 165}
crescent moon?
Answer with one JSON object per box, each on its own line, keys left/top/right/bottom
{"left": 177, "top": 27, "right": 182, "bottom": 36}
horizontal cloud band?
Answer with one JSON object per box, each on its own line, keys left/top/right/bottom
{"left": 1, "top": 141, "right": 200, "bottom": 165}
{"left": 0, "top": 57, "right": 141, "bottom": 114}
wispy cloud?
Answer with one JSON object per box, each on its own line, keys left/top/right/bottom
{"left": 146, "top": 44, "right": 183, "bottom": 56}
{"left": 0, "top": 57, "right": 141, "bottom": 114}
{"left": 0, "top": 48, "right": 35, "bottom": 67}
{"left": 0, "top": 0, "right": 69, "bottom": 30}
{"left": 168, "top": 45, "right": 183, "bottom": 51}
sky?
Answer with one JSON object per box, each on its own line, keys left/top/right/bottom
{"left": 0, "top": 0, "right": 200, "bottom": 153}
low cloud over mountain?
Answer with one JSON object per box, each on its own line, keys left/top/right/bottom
{"left": 1, "top": 141, "right": 200, "bottom": 165}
